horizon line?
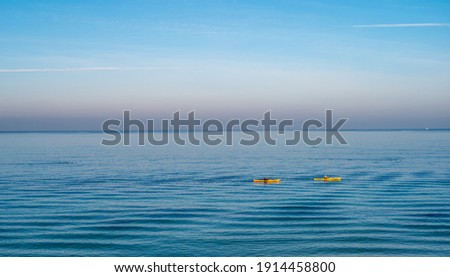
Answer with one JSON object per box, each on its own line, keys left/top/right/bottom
{"left": 0, "top": 128, "right": 448, "bottom": 133}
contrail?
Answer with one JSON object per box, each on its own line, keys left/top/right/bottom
{"left": 0, "top": 66, "right": 183, "bottom": 73}
{"left": 352, "top": 23, "right": 450, "bottom": 28}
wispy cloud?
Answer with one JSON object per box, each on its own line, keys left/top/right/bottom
{"left": 0, "top": 66, "right": 183, "bottom": 73}
{"left": 352, "top": 23, "right": 450, "bottom": 28}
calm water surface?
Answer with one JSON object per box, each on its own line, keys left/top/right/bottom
{"left": 1, "top": 131, "right": 450, "bottom": 256}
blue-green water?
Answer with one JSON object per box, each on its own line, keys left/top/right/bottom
{"left": 1, "top": 131, "right": 450, "bottom": 256}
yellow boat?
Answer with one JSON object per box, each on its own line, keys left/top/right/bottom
{"left": 253, "top": 179, "right": 281, "bottom": 183}
{"left": 314, "top": 177, "right": 341, "bottom": 182}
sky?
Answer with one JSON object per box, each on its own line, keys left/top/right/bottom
{"left": 0, "top": 0, "right": 449, "bottom": 130}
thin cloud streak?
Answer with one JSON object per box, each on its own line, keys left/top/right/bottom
{"left": 0, "top": 66, "right": 183, "bottom": 73}
{"left": 352, "top": 23, "right": 450, "bottom": 28}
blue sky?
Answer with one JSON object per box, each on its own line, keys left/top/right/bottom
{"left": 0, "top": 0, "right": 449, "bottom": 130}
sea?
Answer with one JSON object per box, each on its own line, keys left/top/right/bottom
{"left": 1, "top": 130, "right": 450, "bottom": 256}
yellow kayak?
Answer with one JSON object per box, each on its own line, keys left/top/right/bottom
{"left": 253, "top": 179, "right": 281, "bottom": 183}
{"left": 314, "top": 177, "right": 341, "bottom": 182}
